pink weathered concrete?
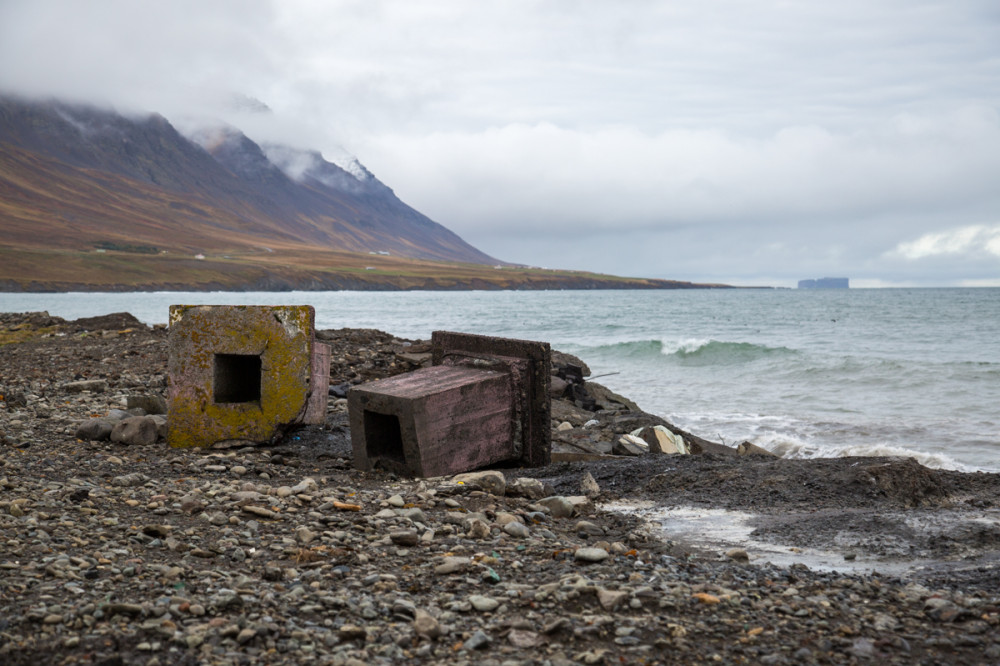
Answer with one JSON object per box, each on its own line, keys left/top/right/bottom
{"left": 348, "top": 331, "right": 550, "bottom": 476}
{"left": 432, "top": 331, "right": 551, "bottom": 468}
{"left": 305, "top": 341, "right": 332, "bottom": 425}
{"left": 167, "top": 305, "right": 329, "bottom": 448}
{"left": 349, "top": 365, "right": 514, "bottom": 476}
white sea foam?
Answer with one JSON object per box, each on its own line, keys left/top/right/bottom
{"left": 756, "top": 433, "right": 977, "bottom": 472}
{"left": 659, "top": 338, "right": 711, "bottom": 356}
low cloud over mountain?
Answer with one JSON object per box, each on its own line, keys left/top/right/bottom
{"left": 0, "top": 94, "right": 497, "bottom": 265}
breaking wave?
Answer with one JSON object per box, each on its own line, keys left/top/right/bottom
{"left": 585, "top": 338, "right": 797, "bottom": 366}
{"left": 753, "top": 433, "right": 977, "bottom": 472}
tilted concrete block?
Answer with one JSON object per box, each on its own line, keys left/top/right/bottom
{"left": 432, "top": 331, "right": 551, "bottom": 468}
{"left": 349, "top": 331, "right": 550, "bottom": 476}
{"left": 167, "top": 305, "right": 330, "bottom": 448}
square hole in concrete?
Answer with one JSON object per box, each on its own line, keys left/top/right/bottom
{"left": 364, "top": 410, "right": 405, "bottom": 467}
{"left": 213, "top": 353, "right": 262, "bottom": 404}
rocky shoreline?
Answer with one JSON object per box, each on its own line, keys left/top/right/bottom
{"left": 2, "top": 312, "right": 999, "bottom": 665}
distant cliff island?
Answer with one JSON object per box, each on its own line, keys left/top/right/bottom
{"left": 798, "top": 277, "right": 849, "bottom": 289}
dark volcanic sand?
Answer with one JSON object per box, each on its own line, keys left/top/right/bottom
{"left": 2, "top": 312, "right": 1000, "bottom": 664}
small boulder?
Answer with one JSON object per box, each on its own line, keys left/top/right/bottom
{"left": 390, "top": 530, "right": 419, "bottom": 547}
{"left": 575, "top": 520, "right": 605, "bottom": 536}
{"left": 586, "top": 381, "right": 640, "bottom": 412}
{"left": 536, "top": 496, "right": 575, "bottom": 518}
{"left": 508, "top": 477, "right": 548, "bottom": 499}
{"left": 574, "top": 547, "right": 609, "bottom": 563}
{"left": 413, "top": 609, "right": 442, "bottom": 639}
{"left": 111, "top": 416, "right": 159, "bottom": 446}
{"left": 725, "top": 548, "right": 750, "bottom": 562}
{"left": 434, "top": 556, "right": 469, "bottom": 575}
{"left": 638, "top": 426, "right": 689, "bottom": 454}
{"left": 580, "top": 472, "right": 601, "bottom": 498}
{"left": 105, "top": 409, "right": 131, "bottom": 422}
{"left": 598, "top": 588, "right": 629, "bottom": 610}
{"left": 452, "top": 470, "right": 506, "bottom": 496}
{"left": 466, "top": 519, "right": 492, "bottom": 539}
{"left": 503, "top": 521, "right": 530, "bottom": 538}
{"left": 126, "top": 395, "right": 167, "bottom": 415}
{"left": 613, "top": 434, "right": 648, "bottom": 456}
{"left": 566, "top": 495, "right": 595, "bottom": 515}
{"left": 75, "top": 418, "right": 113, "bottom": 442}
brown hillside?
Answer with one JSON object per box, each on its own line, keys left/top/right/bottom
{"left": 0, "top": 95, "right": 496, "bottom": 263}
{"left": 0, "top": 95, "right": 731, "bottom": 292}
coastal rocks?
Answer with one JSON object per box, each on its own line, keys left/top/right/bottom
{"left": 5, "top": 314, "right": 1000, "bottom": 666}
{"left": 613, "top": 434, "right": 649, "bottom": 456}
{"left": 847, "top": 458, "right": 949, "bottom": 507}
{"left": 317, "top": 328, "right": 428, "bottom": 389}
{"left": 550, "top": 389, "right": 710, "bottom": 460}
{"left": 737, "top": 441, "right": 776, "bottom": 457}
{"left": 68, "top": 312, "right": 148, "bottom": 331}
{"left": 550, "top": 375, "right": 570, "bottom": 398}
{"left": 586, "top": 382, "right": 641, "bottom": 413}
{"left": 76, "top": 410, "right": 165, "bottom": 445}
{"left": 637, "top": 425, "right": 689, "bottom": 455}
{"left": 550, "top": 351, "right": 641, "bottom": 417}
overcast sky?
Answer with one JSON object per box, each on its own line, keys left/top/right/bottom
{"left": 2, "top": 0, "right": 999, "bottom": 286}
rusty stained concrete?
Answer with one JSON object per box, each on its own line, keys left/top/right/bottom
{"left": 349, "top": 331, "right": 550, "bottom": 477}
{"left": 167, "top": 305, "right": 329, "bottom": 448}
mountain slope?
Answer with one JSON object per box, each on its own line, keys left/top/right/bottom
{"left": 0, "top": 94, "right": 732, "bottom": 291}
{"left": 0, "top": 94, "right": 497, "bottom": 264}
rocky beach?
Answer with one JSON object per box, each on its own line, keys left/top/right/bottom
{"left": 2, "top": 311, "right": 1000, "bottom": 665}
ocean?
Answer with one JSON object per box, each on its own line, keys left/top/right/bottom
{"left": 2, "top": 288, "right": 997, "bottom": 472}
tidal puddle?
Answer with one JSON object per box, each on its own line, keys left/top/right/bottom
{"left": 604, "top": 501, "right": 940, "bottom": 576}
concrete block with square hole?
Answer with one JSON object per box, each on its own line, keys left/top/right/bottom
{"left": 348, "top": 331, "right": 551, "bottom": 476}
{"left": 167, "top": 305, "right": 330, "bottom": 448}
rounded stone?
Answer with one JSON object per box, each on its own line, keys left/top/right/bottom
{"left": 468, "top": 595, "right": 500, "bottom": 612}
{"left": 390, "top": 530, "right": 419, "bottom": 547}
{"left": 503, "top": 521, "right": 530, "bottom": 538}
{"left": 574, "top": 547, "right": 610, "bottom": 563}
{"left": 110, "top": 416, "right": 159, "bottom": 446}
{"left": 75, "top": 418, "right": 113, "bottom": 442}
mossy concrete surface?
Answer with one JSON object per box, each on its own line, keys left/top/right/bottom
{"left": 167, "top": 305, "right": 319, "bottom": 448}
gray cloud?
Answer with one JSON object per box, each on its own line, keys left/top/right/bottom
{"left": 2, "top": 0, "right": 998, "bottom": 286}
